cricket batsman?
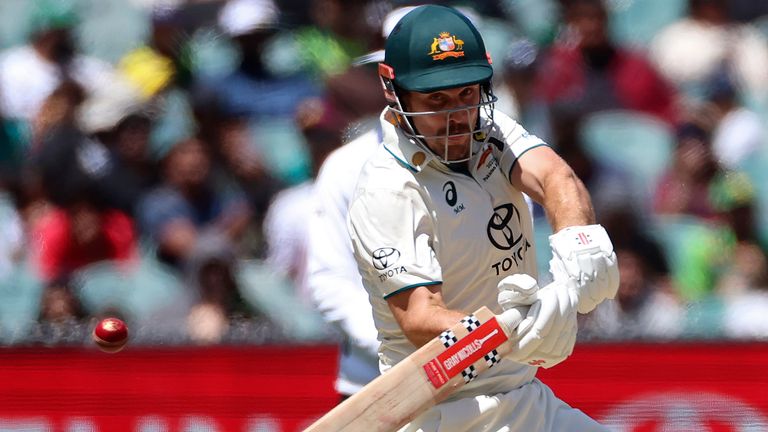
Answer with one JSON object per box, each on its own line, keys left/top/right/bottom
{"left": 347, "top": 5, "right": 619, "bottom": 430}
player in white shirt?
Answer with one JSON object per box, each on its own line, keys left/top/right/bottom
{"left": 306, "top": 127, "right": 382, "bottom": 398}
{"left": 347, "top": 5, "right": 619, "bottom": 431}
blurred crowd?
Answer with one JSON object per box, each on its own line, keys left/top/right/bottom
{"left": 0, "top": 0, "right": 766, "bottom": 346}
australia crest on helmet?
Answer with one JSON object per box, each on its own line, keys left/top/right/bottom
{"left": 429, "top": 32, "right": 465, "bottom": 60}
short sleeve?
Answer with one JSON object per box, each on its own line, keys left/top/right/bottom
{"left": 347, "top": 188, "right": 442, "bottom": 299}
{"left": 490, "top": 111, "right": 549, "bottom": 180}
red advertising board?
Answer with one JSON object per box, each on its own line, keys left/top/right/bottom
{"left": 539, "top": 342, "right": 768, "bottom": 431}
{"left": 0, "top": 346, "right": 339, "bottom": 432}
{"left": 0, "top": 343, "right": 766, "bottom": 431}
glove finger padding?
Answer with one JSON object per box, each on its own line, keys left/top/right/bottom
{"left": 497, "top": 274, "right": 541, "bottom": 340}
{"left": 504, "top": 303, "right": 544, "bottom": 363}
{"left": 497, "top": 302, "right": 537, "bottom": 340}
{"left": 497, "top": 274, "right": 539, "bottom": 309}
{"left": 526, "top": 286, "right": 576, "bottom": 354}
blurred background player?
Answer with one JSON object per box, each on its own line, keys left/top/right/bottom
{"left": 264, "top": 97, "right": 347, "bottom": 300}
{"left": 304, "top": 6, "right": 408, "bottom": 401}
{"left": 304, "top": 110, "right": 382, "bottom": 400}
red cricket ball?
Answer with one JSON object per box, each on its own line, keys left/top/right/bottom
{"left": 92, "top": 318, "right": 129, "bottom": 353}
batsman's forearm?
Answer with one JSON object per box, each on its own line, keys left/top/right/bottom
{"left": 541, "top": 167, "right": 595, "bottom": 232}
{"left": 398, "top": 305, "right": 467, "bottom": 348}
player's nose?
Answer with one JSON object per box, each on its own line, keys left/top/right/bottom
{"left": 447, "top": 108, "right": 471, "bottom": 128}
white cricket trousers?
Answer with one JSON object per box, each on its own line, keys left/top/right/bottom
{"left": 397, "top": 378, "right": 608, "bottom": 432}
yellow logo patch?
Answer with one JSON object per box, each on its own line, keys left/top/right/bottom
{"left": 428, "top": 32, "right": 465, "bottom": 60}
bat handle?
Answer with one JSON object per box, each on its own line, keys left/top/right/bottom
{"left": 496, "top": 305, "right": 528, "bottom": 337}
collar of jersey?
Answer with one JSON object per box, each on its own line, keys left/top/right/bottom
{"left": 379, "top": 109, "right": 434, "bottom": 173}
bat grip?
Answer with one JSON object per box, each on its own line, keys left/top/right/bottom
{"left": 496, "top": 305, "right": 528, "bottom": 336}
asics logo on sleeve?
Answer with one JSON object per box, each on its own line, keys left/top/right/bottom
{"left": 372, "top": 247, "right": 401, "bottom": 270}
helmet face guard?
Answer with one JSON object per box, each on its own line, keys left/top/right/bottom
{"left": 384, "top": 81, "right": 497, "bottom": 164}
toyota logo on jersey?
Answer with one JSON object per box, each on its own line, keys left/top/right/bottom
{"left": 372, "top": 247, "right": 401, "bottom": 270}
{"left": 486, "top": 204, "right": 523, "bottom": 250}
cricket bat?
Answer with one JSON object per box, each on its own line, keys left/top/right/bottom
{"left": 305, "top": 305, "right": 526, "bottom": 432}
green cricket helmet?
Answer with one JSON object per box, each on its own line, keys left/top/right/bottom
{"left": 379, "top": 4, "right": 496, "bottom": 163}
{"left": 384, "top": 4, "right": 493, "bottom": 92}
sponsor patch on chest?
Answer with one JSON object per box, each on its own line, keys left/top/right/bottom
{"left": 486, "top": 203, "right": 532, "bottom": 275}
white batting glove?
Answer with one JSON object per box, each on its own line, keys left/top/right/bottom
{"left": 549, "top": 224, "right": 620, "bottom": 314}
{"left": 497, "top": 273, "right": 539, "bottom": 339}
{"left": 496, "top": 274, "right": 577, "bottom": 369}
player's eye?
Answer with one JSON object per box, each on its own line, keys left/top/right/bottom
{"left": 460, "top": 87, "right": 475, "bottom": 98}
{"left": 429, "top": 93, "right": 446, "bottom": 103}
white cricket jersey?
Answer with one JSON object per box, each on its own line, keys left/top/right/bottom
{"left": 348, "top": 108, "right": 546, "bottom": 400}
{"left": 306, "top": 127, "right": 382, "bottom": 395}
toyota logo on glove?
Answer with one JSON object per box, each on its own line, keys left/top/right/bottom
{"left": 372, "top": 247, "right": 401, "bottom": 270}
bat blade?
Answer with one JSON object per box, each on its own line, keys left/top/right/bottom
{"left": 304, "top": 305, "right": 523, "bottom": 432}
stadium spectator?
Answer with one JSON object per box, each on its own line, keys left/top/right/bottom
{"left": 186, "top": 243, "right": 254, "bottom": 344}
{"left": 654, "top": 121, "right": 721, "bottom": 221}
{"left": 721, "top": 249, "right": 768, "bottom": 339}
{"left": 195, "top": 0, "right": 319, "bottom": 121}
{"left": 711, "top": 172, "right": 768, "bottom": 296}
{"left": 137, "top": 135, "right": 256, "bottom": 341}
{"left": 580, "top": 246, "right": 683, "bottom": 340}
{"left": 120, "top": 3, "right": 199, "bottom": 170}
{"left": 34, "top": 277, "right": 88, "bottom": 344}
{"left": 292, "top": 0, "right": 374, "bottom": 78}
{"left": 650, "top": 0, "right": 768, "bottom": 100}
{"left": 704, "top": 69, "right": 765, "bottom": 169}
{"left": 707, "top": 171, "right": 768, "bottom": 338}
{"left": 136, "top": 136, "right": 251, "bottom": 260}
{"left": 29, "top": 79, "right": 85, "bottom": 148}
{"left": 653, "top": 125, "right": 763, "bottom": 301}
{"left": 495, "top": 39, "right": 553, "bottom": 146}
{"left": 205, "top": 114, "right": 283, "bottom": 255}
{"left": 536, "top": 0, "right": 678, "bottom": 123}
{"left": 29, "top": 123, "right": 139, "bottom": 282}
{"left": 582, "top": 193, "right": 678, "bottom": 340}
{"left": 601, "top": 205, "right": 671, "bottom": 279}
{"left": 78, "top": 77, "right": 158, "bottom": 215}
{"left": 31, "top": 86, "right": 117, "bottom": 206}
{"left": 326, "top": 5, "right": 409, "bottom": 134}
{"left": 119, "top": 4, "right": 192, "bottom": 98}
{"left": 29, "top": 197, "right": 138, "bottom": 284}
{"left": 0, "top": 2, "right": 113, "bottom": 121}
